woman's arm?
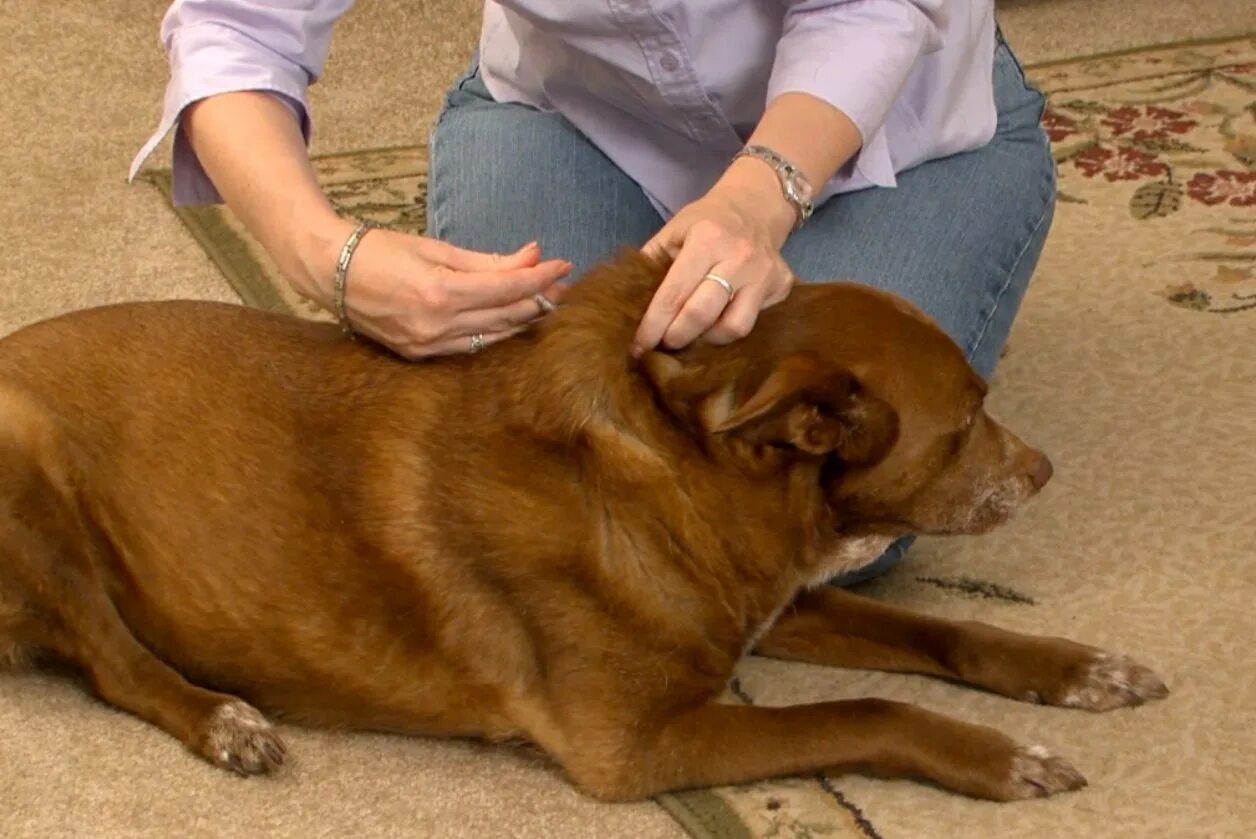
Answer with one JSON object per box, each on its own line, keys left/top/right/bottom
{"left": 181, "top": 91, "right": 347, "bottom": 307}
{"left": 635, "top": 0, "right": 946, "bottom": 354}
{"left": 135, "top": 1, "right": 569, "bottom": 357}
{"left": 708, "top": 92, "right": 865, "bottom": 252}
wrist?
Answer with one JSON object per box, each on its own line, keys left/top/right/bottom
{"left": 715, "top": 157, "right": 798, "bottom": 248}
{"left": 287, "top": 212, "right": 356, "bottom": 309}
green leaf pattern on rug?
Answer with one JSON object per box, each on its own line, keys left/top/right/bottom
{"left": 1130, "top": 179, "right": 1183, "bottom": 218}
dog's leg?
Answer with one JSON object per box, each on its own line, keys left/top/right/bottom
{"left": 47, "top": 580, "right": 288, "bottom": 776}
{"left": 556, "top": 698, "right": 1085, "bottom": 802}
{"left": 0, "top": 404, "right": 285, "bottom": 775}
{"left": 754, "top": 587, "right": 1168, "bottom": 710}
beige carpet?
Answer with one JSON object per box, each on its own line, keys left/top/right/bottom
{"left": 2, "top": 3, "right": 1254, "bottom": 838}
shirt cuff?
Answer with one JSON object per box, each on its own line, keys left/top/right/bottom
{"left": 767, "top": 2, "right": 942, "bottom": 190}
{"left": 128, "top": 22, "right": 313, "bottom": 206}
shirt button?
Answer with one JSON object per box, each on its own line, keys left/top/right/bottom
{"left": 659, "top": 53, "right": 679, "bottom": 72}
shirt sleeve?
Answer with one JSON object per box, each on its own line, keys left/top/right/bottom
{"left": 767, "top": 0, "right": 947, "bottom": 190}
{"left": 128, "top": 0, "right": 354, "bottom": 205}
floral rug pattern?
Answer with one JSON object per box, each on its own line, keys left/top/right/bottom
{"left": 1037, "top": 39, "right": 1256, "bottom": 315}
{"left": 141, "top": 33, "right": 1256, "bottom": 839}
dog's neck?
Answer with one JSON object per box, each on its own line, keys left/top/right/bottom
{"left": 502, "top": 250, "right": 664, "bottom": 442}
{"left": 495, "top": 252, "right": 854, "bottom": 645}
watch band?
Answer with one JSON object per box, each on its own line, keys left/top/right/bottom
{"left": 733, "top": 144, "right": 815, "bottom": 229}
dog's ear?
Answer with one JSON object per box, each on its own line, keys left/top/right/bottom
{"left": 711, "top": 353, "right": 898, "bottom": 463}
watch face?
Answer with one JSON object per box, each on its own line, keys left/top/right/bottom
{"left": 791, "top": 172, "right": 814, "bottom": 205}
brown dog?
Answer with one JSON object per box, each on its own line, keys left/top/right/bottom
{"left": 0, "top": 250, "right": 1165, "bottom": 801}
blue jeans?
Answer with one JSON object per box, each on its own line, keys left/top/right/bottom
{"left": 428, "top": 30, "right": 1056, "bottom": 586}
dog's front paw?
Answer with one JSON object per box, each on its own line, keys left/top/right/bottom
{"left": 197, "top": 699, "right": 287, "bottom": 776}
{"left": 1003, "top": 745, "right": 1088, "bottom": 800}
{"left": 986, "top": 634, "right": 1169, "bottom": 711}
{"left": 1052, "top": 652, "right": 1169, "bottom": 712}
{"left": 925, "top": 722, "right": 1087, "bottom": 802}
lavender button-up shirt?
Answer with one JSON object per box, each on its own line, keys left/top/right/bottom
{"left": 131, "top": 1, "right": 998, "bottom": 217}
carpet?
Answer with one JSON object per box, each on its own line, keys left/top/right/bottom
{"left": 126, "top": 34, "right": 1256, "bottom": 839}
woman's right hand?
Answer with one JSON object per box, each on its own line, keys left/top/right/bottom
{"left": 300, "top": 221, "right": 572, "bottom": 359}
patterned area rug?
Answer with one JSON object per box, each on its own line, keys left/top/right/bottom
{"left": 141, "top": 34, "right": 1256, "bottom": 839}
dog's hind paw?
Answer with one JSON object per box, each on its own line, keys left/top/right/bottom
{"left": 1058, "top": 652, "right": 1169, "bottom": 712}
{"left": 198, "top": 699, "right": 287, "bottom": 776}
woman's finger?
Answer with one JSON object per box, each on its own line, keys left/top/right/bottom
{"left": 418, "top": 238, "right": 543, "bottom": 272}
{"left": 702, "top": 280, "right": 768, "bottom": 346}
{"left": 443, "top": 261, "right": 573, "bottom": 311}
{"left": 633, "top": 237, "right": 720, "bottom": 355}
{"left": 445, "top": 286, "right": 568, "bottom": 336}
{"left": 660, "top": 275, "right": 737, "bottom": 349}
{"left": 404, "top": 326, "right": 528, "bottom": 360}
{"left": 640, "top": 222, "right": 680, "bottom": 262}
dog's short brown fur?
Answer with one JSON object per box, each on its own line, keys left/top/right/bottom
{"left": 0, "top": 251, "right": 1165, "bottom": 799}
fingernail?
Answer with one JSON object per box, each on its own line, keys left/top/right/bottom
{"left": 520, "top": 240, "right": 539, "bottom": 252}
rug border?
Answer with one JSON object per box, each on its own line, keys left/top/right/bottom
{"left": 656, "top": 791, "right": 755, "bottom": 839}
{"left": 140, "top": 169, "right": 290, "bottom": 314}
{"left": 1023, "top": 30, "right": 1256, "bottom": 71}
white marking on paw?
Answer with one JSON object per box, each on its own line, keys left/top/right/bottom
{"left": 203, "top": 699, "right": 286, "bottom": 775}
{"left": 1060, "top": 652, "right": 1169, "bottom": 711}
{"left": 209, "top": 699, "right": 271, "bottom": 731}
{"left": 1009, "top": 744, "right": 1087, "bottom": 799}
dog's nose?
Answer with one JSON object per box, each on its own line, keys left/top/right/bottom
{"left": 1028, "top": 453, "right": 1053, "bottom": 491}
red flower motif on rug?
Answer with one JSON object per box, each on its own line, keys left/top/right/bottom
{"left": 1042, "top": 107, "right": 1080, "bottom": 142}
{"left": 1101, "top": 105, "right": 1197, "bottom": 141}
{"left": 1186, "top": 171, "right": 1256, "bottom": 207}
{"left": 1074, "top": 145, "right": 1169, "bottom": 181}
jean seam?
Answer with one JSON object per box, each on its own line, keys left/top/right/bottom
{"left": 965, "top": 160, "right": 1056, "bottom": 362}
{"left": 995, "top": 23, "right": 1042, "bottom": 96}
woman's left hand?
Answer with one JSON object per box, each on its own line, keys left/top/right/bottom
{"left": 634, "top": 158, "right": 799, "bottom": 356}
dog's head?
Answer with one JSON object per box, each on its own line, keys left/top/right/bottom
{"left": 641, "top": 282, "right": 1052, "bottom": 538}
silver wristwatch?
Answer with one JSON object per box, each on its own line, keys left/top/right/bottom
{"left": 733, "top": 144, "right": 815, "bottom": 229}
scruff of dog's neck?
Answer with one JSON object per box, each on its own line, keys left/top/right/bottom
{"left": 501, "top": 250, "right": 899, "bottom": 637}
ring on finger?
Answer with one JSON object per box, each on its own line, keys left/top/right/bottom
{"left": 533, "top": 293, "right": 557, "bottom": 315}
{"left": 469, "top": 333, "right": 486, "bottom": 354}
{"left": 702, "top": 272, "right": 735, "bottom": 300}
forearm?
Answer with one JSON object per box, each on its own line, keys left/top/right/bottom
{"left": 714, "top": 1, "right": 943, "bottom": 243}
{"left": 181, "top": 91, "right": 351, "bottom": 306}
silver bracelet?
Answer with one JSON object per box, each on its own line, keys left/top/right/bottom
{"left": 333, "top": 220, "right": 378, "bottom": 335}
{"left": 732, "top": 144, "right": 815, "bottom": 230}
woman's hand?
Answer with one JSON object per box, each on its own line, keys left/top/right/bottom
{"left": 300, "top": 221, "right": 571, "bottom": 359}
{"left": 634, "top": 157, "right": 798, "bottom": 357}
